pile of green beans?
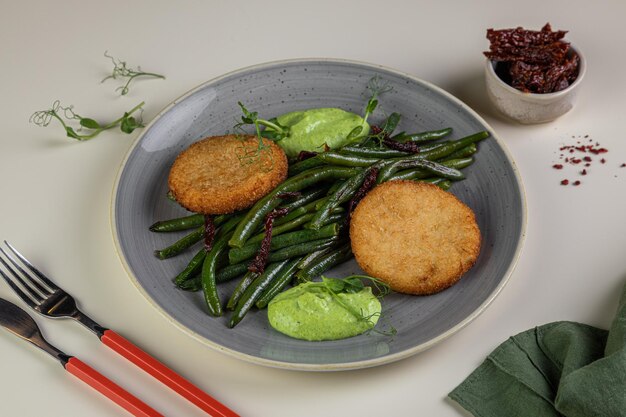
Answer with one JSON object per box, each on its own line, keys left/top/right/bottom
{"left": 149, "top": 121, "right": 490, "bottom": 327}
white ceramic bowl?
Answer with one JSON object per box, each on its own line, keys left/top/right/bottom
{"left": 485, "top": 45, "right": 585, "bottom": 124}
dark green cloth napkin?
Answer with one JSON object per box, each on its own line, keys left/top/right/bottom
{"left": 449, "top": 281, "right": 626, "bottom": 417}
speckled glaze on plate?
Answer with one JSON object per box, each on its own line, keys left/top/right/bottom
{"left": 111, "top": 59, "right": 526, "bottom": 371}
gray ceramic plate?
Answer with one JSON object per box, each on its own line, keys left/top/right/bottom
{"left": 111, "top": 58, "right": 526, "bottom": 371}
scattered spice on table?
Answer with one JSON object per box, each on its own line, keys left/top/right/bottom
{"left": 552, "top": 135, "right": 623, "bottom": 186}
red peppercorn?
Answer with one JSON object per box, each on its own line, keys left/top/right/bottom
{"left": 561, "top": 179, "right": 569, "bottom": 185}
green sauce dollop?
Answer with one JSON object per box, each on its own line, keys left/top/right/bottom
{"left": 267, "top": 282, "right": 381, "bottom": 341}
{"left": 275, "top": 108, "right": 369, "bottom": 158}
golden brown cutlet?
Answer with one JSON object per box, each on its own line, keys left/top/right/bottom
{"left": 350, "top": 181, "right": 481, "bottom": 295}
{"left": 168, "top": 135, "right": 288, "bottom": 215}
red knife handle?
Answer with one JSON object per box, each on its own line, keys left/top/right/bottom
{"left": 65, "top": 357, "right": 163, "bottom": 417}
{"left": 101, "top": 330, "right": 239, "bottom": 417}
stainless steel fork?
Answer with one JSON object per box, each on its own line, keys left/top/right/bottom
{"left": 0, "top": 240, "right": 238, "bottom": 417}
{"left": 0, "top": 297, "right": 162, "bottom": 417}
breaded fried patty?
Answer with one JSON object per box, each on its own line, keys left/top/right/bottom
{"left": 350, "top": 181, "right": 481, "bottom": 295}
{"left": 168, "top": 135, "right": 288, "bottom": 214}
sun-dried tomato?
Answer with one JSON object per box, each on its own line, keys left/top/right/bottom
{"left": 296, "top": 150, "right": 318, "bottom": 161}
{"left": 383, "top": 138, "right": 421, "bottom": 153}
{"left": 348, "top": 167, "right": 380, "bottom": 215}
{"left": 247, "top": 207, "right": 289, "bottom": 274}
{"left": 486, "top": 23, "right": 567, "bottom": 50}
{"left": 485, "top": 23, "right": 579, "bottom": 93}
{"left": 203, "top": 215, "right": 215, "bottom": 252}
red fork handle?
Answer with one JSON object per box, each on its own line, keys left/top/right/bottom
{"left": 65, "top": 357, "right": 163, "bottom": 417}
{"left": 101, "top": 330, "right": 239, "bottom": 417}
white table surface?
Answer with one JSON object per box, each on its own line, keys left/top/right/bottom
{"left": 1, "top": 1, "right": 625, "bottom": 416}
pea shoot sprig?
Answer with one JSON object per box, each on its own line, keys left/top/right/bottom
{"left": 345, "top": 75, "right": 394, "bottom": 143}
{"left": 315, "top": 275, "right": 397, "bottom": 337}
{"left": 102, "top": 51, "right": 165, "bottom": 96}
{"left": 29, "top": 100, "right": 144, "bottom": 141}
{"left": 364, "top": 75, "right": 392, "bottom": 122}
{"left": 235, "top": 101, "right": 289, "bottom": 141}
{"left": 233, "top": 101, "right": 287, "bottom": 166}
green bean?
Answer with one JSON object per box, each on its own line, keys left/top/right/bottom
{"left": 201, "top": 236, "right": 227, "bottom": 316}
{"left": 177, "top": 275, "right": 201, "bottom": 292}
{"left": 229, "top": 166, "right": 359, "bottom": 248}
{"left": 440, "top": 143, "right": 477, "bottom": 160}
{"left": 228, "top": 259, "right": 294, "bottom": 328}
{"left": 153, "top": 211, "right": 240, "bottom": 259}
{"left": 387, "top": 157, "right": 474, "bottom": 181}
{"left": 174, "top": 248, "right": 206, "bottom": 286}
{"left": 307, "top": 168, "right": 369, "bottom": 229}
{"left": 296, "top": 246, "right": 335, "bottom": 270}
{"left": 433, "top": 179, "right": 452, "bottom": 190}
{"left": 419, "top": 141, "right": 449, "bottom": 153}
{"left": 378, "top": 158, "right": 464, "bottom": 183}
{"left": 255, "top": 260, "right": 303, "bottom": 309}
{"left": 216, "top": 262, "right": 249, "bottom": 283}
{"left": 418, "top": 131, "right": 489, "bottom": 161}
{"left": 154, "top": 226, "right": 204, "bottom": 259}
{"left": 394, "top": 127, "right": 453, "bottom": 143}
{"left": 273, "top": 197, "right": 325, "bottom": 227}
{"left": 279, "top": 186, "right": 329, "bottom": 211}
{"left": 226, "top": 271, "right": 258, "bottom": 310}
{"left": 295, "top": 243, "right": 353, "bottom": 283}
{"left": 228, "top": 199, "right": 283, "bottom": 249}
{"left": 267, "top": 237, "right": 339, "bottom": 262}
{"left": 200, "top": 215, "right": 245, "bottom": 317}
{"left": 248, "top": 213, "right": 315, "bottom": 244}
{"left": 320, "top": 212, "right": 346, "bottom": 227}
{"left": 228, "top": 223, "right": 341, "bottom": 265}
{"left": 421, "top": 177, "right": 448, "bottom": 186}
{"left": 316, "top": 152, "right": 381, "bottom": 167}
{"left": 439, "top": 157, "right": 474, "bottom": 170}
{"left": 338, "top": 141, "right": 444, "bottom": 159}
{"left": 150, "top": 214, "right": 204, "bottom": 232}
{"left": 340, "top": 146, "right": 408, "bottom": 159}
{"left": 373, "top": 132, "right": 488, "bottom": 183}
{"left": 287, "top": 156, "right": 325, "bottom": 175}
{"left": 313, "top": 198, "right": 347, "bottom": 213}
{"left": 326, "top": 180, "right": 343, "bottom": 195}
{"left": 149, "top": 213, "right": 231, "bottom": 233}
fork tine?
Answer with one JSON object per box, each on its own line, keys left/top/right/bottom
{"left": 0, "top": 241, "right": 53, "bottom": 302}
{"left": 0, "top": 251, "right": 39, "bottom": 308}
{"left": 3, "top": 241, "right": 59, "bottom": 292}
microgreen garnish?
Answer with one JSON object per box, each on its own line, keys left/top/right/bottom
{"left": 235, "top": 101, "right": 289, "bottom": 140}
{"left": 102, "top": 51, "right": 165, "bottom": 95}
{"left": 29, "top": 100, "right": 144, "bottom": 140}
{"left": 233, "top": 102, "right": 289, "bottom": 167}
{"left": 363, "top": 75, "right": 393, "bottom": 124}
{"left": 368, "top": 112, "right": 402, "bottom": 146}
{"left": 313, "top": 275, "right": 396, "bottom": 337}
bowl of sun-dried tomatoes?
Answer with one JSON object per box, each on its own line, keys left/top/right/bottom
{"left": 484, "top": 23, "right": 585, "bottom": 124}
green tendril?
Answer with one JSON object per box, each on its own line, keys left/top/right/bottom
{"left": 233, "top": 102, "right": 288, "bottom": 168}
{"left": 233, "top": 132, "right": 275, "bottom": 171}
{"left": 102, "top": 51, "right": 165, "bottom": 95}
{"left": 30, "top": 100, "right": 145, "bottom": 141}
{"left": 310, "top": 274, "right": 396, "bottom": 337}
{"left": 363, "top": 75, "right": 393, "bottom": 123}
